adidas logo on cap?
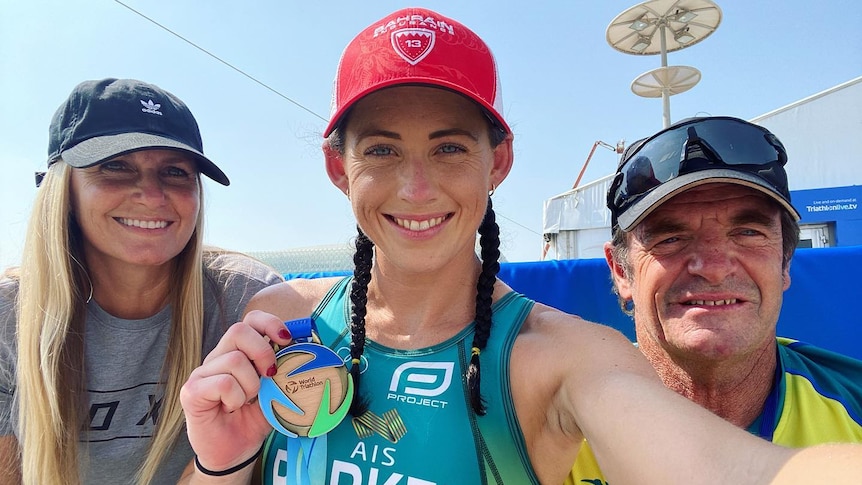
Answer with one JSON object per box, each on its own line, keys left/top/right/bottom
{"left": 140, "top": 99, "right": 163, "bottom": 115}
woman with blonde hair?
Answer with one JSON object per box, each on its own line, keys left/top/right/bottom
{"left": 0, "top": 78, "right": 282, "bottom": 485}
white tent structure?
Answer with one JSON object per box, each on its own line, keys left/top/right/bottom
{"left": 542, "top": 175, "right": 615, "bottom": 260}
{"left": 754, "top": 76, "right": 862, "bottom": 191}
{"left": 543, "top": 75, "right": 862, "bottom": 260}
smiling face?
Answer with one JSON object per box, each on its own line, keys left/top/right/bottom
{"left": 610, "top": 183, "right": 790, "bottom": 364}
{"left": 69, "top": 148, "right": 201, "bottom": 273}
{"left": 324, "top": 86, "right": 512, "bottom": 274}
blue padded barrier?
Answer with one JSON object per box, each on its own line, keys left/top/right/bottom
{"left": 286, "top": 245, "right": 862, "bottom": 360}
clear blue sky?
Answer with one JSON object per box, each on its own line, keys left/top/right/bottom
{"left": 2, "top": 0, "right": 860, "bottom": 269}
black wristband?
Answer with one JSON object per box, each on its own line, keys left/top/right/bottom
{"left": 194, "top": 444, "right": 264, "bottom": 477}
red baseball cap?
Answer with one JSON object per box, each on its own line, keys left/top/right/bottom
{"left": 324, "top": 7, "right": 509, "bottom": 137}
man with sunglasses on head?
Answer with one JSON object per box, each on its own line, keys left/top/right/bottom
{"left": 568, "top": 116, "right": 862, "bottom": 484}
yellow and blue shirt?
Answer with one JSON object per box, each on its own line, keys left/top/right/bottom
{"left": 568, "top": 337, "right": 862, "bottom": 484}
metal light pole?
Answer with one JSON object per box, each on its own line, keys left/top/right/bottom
{"left": 606, "top": 0, "right": 722, "bottom": 128}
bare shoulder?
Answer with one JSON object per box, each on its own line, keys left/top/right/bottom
{"left": 524, "top": 303, "right": 657, "bottom": 391}
{"left": 244, "top": 277, "right": 345, "bottom": 322}
{"left": 512, "top": 302, "right": 649, "bottom": 396}
{"left": 517, "top": 302, "right": 636, "bottom": 357}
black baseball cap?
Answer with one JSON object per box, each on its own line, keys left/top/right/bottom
{"left": 607, "top": 116, "right": 800, "bottom": 231}
{"left": 46, "top": 78, "right": 229, "bottom": 185}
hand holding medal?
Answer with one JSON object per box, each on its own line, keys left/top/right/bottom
{"left": 258, "top": 318, "right": 353, "bottom": 437}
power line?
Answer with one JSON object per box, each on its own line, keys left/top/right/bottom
{"left": 113, "top": 1, "right": 543, "bottom": 239}
{"left": 497, "top": 212, "right": 542, "bottom": 236}
{"left": 113, "top": 0, "right": 326, "bottom": 122}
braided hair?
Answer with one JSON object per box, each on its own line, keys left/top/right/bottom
{"left": 467, "top": 196, "right": 500, "bottom": 415}
{"left": 348, "top": 227, "right": 373, "bottom": 416}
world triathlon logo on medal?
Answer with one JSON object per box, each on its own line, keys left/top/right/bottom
{"left": 258, "top": 319, "right": 353, "bottom": 438}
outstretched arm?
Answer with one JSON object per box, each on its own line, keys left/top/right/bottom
{"left": 514, "top": 306, "right": 808, "bottom": 484}
{"left": 772, "top": 444, "right": 862, "bottom": 484}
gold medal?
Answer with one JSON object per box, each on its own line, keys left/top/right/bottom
{"left": 258, "top": 318, "right": 353, "bottom": 437}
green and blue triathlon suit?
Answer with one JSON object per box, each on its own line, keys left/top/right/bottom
{"left": 568, "top": 337, "right": 862, "bottom": 484}
{"left": 260, "top": 277, "right": 541, "bottom": 485}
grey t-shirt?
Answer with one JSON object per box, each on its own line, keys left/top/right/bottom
{"left": 0, "top": 251, "right": 283, "bottom": 484}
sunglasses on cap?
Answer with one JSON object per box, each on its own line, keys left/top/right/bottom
{"left": 607, "top": 116, "right": 792, "bottom": 229}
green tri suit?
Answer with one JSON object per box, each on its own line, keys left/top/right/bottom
{"left": 260, "top": 277, "right": 540, "bottom": 485}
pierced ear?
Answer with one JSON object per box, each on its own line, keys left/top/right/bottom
{"left": 604, "top": 241, "right": 633, "bottom": 301}
{"left": 323, "top": 143, "right": 349, "bottom": 194}
{"left": 490, "top": 133, "right": 514, "bottom": 189}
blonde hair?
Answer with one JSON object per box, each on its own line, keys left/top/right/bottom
{"left": 16, "top": 161, "right": 206, "bottom": 485}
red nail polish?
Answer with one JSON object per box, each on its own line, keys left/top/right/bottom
{"left": 278, "top": 328, "right": 291, "bottom": 340}
{"left": 266, "top": 364, "right": 277, "bottom": 377}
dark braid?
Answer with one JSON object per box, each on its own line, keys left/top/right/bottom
{"left": 348, "top": 226, "right": 373, "bottom": 416}
{"left": 468, "top": 196, "right": 501, "bottom": 416}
